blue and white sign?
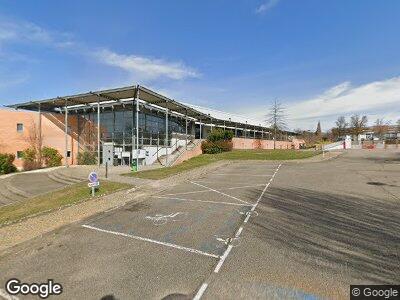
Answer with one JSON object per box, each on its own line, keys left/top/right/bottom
{"left": 88, "top": 171, "right": 99, "bottom": 196}
{"left": 88, "top": 181, "right": 100, "bottom": 187}
{"left": 88, "top": 172, "right": 98, "bottom": 183}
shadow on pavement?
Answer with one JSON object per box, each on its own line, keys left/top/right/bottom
{"left": 251, "top": 187, "right": 400, "bottom": 284}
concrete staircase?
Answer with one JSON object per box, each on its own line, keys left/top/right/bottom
{"left": 0, "top": 177, "right": 31, "bottom": 206}
{"left": 47, "top": 170, "right": 83, "bottom": 185}
{"left": 153, "top": 140, "right": 199, "bottom": 167}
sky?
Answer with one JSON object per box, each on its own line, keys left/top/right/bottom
{"left": 1, "top": 0, "right": 400, "bottom": 131}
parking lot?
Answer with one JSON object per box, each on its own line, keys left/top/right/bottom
{"left": 0, "top": 150, "right": 399, "bottom": 299}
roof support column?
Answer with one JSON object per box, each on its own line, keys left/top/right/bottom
{"left": 97, "top": 100, "right": 100, "bottom": 167}
{"left": 235, "top": 124, "right": 237, "bottom": 137}
{"left": 38, "top": 103, "right": 42, "bottom": 161}
{"left": 134, "top": 99, "right": 136, "bottom": 165}
{"left": 209, "top": 117, "right": 213, "bottom": 138}
{"left": 136, "top": 89, "right": 140, "bottom": 170}
{"left": 185, "top": 109, "right": 188, "bottom": 150}
{"left": 64, "top": 100, "right": 69, "bottom": 168}
{"left": 254, "top": 126, "right": 256, "bottom": 139}
{"left": 199, "top": 119, "right": 202, "bottom": 140}
{"left": 77, "top": 111, "right": 80, "bottom": 153}
{"left": 165, "top": 103, "right": 169, "bottom": 167}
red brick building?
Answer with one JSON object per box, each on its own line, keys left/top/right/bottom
{"left": 0, "top": 108, "right": 78, "bottom": 169}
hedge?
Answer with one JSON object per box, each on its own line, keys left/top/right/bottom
{"left": 207, "top": 129, "right": 234, "bottom": 142}
{"left": 42, "top": 147, "right": 63, "bottom": 167}
{"left": 201, "top": 140, "right": 233, "bottom": 154}
{"left": 0, "top": 153, "right": 17, "bottom": 174}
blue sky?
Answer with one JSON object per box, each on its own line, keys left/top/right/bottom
{"left": 1, "top": 0, "right": 400, "bottom": 130}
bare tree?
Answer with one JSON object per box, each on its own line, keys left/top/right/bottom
{"left": 27, "top": 119, "right": 44, "bottom": 165}
{"left": 373, "top": 118, "right": 390, "bottom": 140}
{"left": 335, "top": 116, "right": 348, "bottom": 138}
{"left": 266, "top": 99, "right": 287, "bottom": 149}
{"left": 350, "top": 114, "right": 368, "bottom": 139}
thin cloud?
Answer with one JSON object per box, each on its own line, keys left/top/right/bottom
{"left": 0, "top": 16, "right": 200, "bottom": 85}
{"left": 0, "top": 17, "right": 75, "bottom": 48}
{"left": 255, "top": 0, "right": 281, "bottom": 14}
{"left": 0, "top": 72, "right": 29, "bottom": 90}
{"left": 95, "top": 48, "right": 200, "bottom": 81}
{"left": 284, "top": 77, "right": 400, "bottom": 129}
{"left": 239, "top": 77, "right": 400, "bottom": 130}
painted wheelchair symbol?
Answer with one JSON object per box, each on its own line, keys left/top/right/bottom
{"left": 237, "top": 209, "right": 259, "bottom": 217}
{"left": 145, "top": 212, "right": 187, "bottom": 226}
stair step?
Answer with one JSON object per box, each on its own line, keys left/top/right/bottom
{"left": 0, "top": 184, "right": 22, "bottom": 204}
{"left": 6, "top": 182, "right": 31, "bottom": 198}
{"left": 48, "top": 173, "right": 74, "bottom": 185}
{"left": 48, "top": 172, "right": 81, "bottom": 185}
{"left": 57, "top": 172, "right": 83, "bottom": 183}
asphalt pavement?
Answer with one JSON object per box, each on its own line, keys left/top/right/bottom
{"left": 0, "top": 150, "right": 399, "bottom": 299}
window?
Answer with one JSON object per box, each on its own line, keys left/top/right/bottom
{"left": 67, "top": 151, "right": 71, "bottom": 158}
{"left": 16, "top": 151, "right": 23, "bottom": 159}
{"left": 17, "top": 123, "right": 23, "bottom": 132}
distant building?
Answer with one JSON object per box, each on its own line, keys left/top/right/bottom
{"left": 357, "top": 125, "right": 399, "bottom": 141}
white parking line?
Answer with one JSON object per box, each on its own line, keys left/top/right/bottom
{"left": 213, "top": 245, "right": 233, "bottom": 273}
{"left": 161, "top": 181, "right": 265, "bottom": 196}
{"left": 159, "top": 184, "right": 266, "bottom": 197}
{"left": 189, "top": 181, "right": 251, "bottom": 205}
{"left": 212, "top": 173, "right": 273, "bottom": 177}
{"left": 160, "top": 190, "right": 211, "bottom": 197}
{"left": 82, "top": 224, "right": 220, "bottom": 259}
{"left": 154, "top": 196, "right": 252, "bottom": 207}
{"left": 213, "top": 163, "right": 282, "bottom": 275}
{"left": 193, "top": 283, "right": 208, "bottom": 300}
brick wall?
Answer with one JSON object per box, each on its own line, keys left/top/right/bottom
{"left": 172, "top": 141, "right": 203, "bottom": 166}
{"left": 232, "top": 137, "right": 305, "bottom": 150}
{"left": 0, "top": 109, "right": 78, "bottom": 169}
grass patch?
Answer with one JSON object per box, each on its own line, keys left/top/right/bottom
{"left": 126, "top": 149, "right": 321, "bottom": 180}
{"left": 0, "top": 180, "right": 131, "bottom": 226}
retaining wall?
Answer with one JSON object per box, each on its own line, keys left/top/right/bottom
{"left": 232, "top": 138, "right": 304, "bottom": 150}
{"left": 172, "top": 141, "right": 203, "bottom": 166}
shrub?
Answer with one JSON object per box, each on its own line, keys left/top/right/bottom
{"left": 207, "top": 129, "right": 234, "bottom": 142}
{"left": 202, "top": 129, "right": 234, "bottom": 154}
{"left": 42, "top": 146, "right": 63, "bottom": 167}
{"left": 77, "top": 151, "right": 97, "bottom": 165}
{"left": 201, "top": 140, "right": 233, "bottom": 154}
{"left": 0, "top": 153, "right": 17, "bottom": 174}
{"left": 22, "top": 148, "right": 41, "bottom": 171}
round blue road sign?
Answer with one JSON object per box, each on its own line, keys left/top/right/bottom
{"left": 88, "top": 172, "right": 98, "bottom": 183}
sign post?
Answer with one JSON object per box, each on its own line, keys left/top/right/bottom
{"left": 88, "top": 172, "right": 99, "bottom": 197}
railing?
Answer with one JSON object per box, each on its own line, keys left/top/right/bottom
{"left": 152, "top": 134, "right": 195, "bottom": 166}
{"left": 322, "top": 141, "right": 344, "bottom": 151}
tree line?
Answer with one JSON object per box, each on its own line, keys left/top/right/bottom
{"left": 328, "top": 115, "right": 400, "bottom": 140}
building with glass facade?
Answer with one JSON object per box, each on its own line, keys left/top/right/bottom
{"left": 8, "top": 85, "right": 297, "bottom": 168}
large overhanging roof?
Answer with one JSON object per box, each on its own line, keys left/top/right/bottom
{"left": 6, "top": 84, "right": 277, "bottom": 132}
